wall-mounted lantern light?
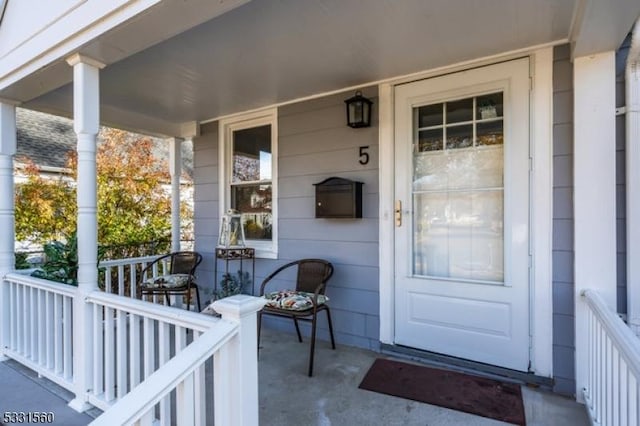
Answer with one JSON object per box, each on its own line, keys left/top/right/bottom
{"left": 345, "top": 91, "right": 373, "bottom": 128}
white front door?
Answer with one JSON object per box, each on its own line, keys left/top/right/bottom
{"left": 394, "top": 58, "right": 531, "bottom": 371}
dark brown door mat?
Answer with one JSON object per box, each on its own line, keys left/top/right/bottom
{"left": 359, "top": 358, "right": 526, "bottom": 425}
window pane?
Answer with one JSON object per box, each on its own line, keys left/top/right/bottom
{"left": 477, "top": 120, "right": 504, "bottom": 146}
{"left": 476, "top": 93, "right": 503, "bottom": 120}
{"left": 413, "top": 190, "right": 503, "bottom": 281}
{"left": 417, "top": 129, "right": 443, "bottom": 152}
{"left": 446, "top": 124, "right": 473, "bottom": 149}
{"left": 232, "top": 125, "right": 272, "bottom": 183}
{"left": 231, "top": 184, "right": 272, "bottom": 240}
{"left": 446, "top": 98, "right": 473, "bottom": 123}
{"left": 411, "top": 92, "right": 505, "bottom": 283}
{"left": 417, "top": 104, "right": 443, "bottom": 128}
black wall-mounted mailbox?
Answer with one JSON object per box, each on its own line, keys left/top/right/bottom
{"left": 314, "top": 177, "right": 363, "bottom": 218}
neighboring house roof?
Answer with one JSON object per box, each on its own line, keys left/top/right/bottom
{"left": 16, "top": 108, "right": 75, "bottom": 170}
{"left": 15, "top": 108, "right": 194, "bottom": 179}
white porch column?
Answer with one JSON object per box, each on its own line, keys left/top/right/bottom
{"left": 626, "top": 19, "right": 640, "bottom": 336}
{"left": 212, "top": 295, "right": 266, "bottom": 426}
{"left": 573, "top": 51, "right": 617, "bottom": 402}
{"left": 0, "top": 101, "right": 16, "bottom": 361}
{"left": 170, "top": 137, "right": 183, "bottom": 252}
{"left": 67, "top": 54, "right": 105, "bottom": 412}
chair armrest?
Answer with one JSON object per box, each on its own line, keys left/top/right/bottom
{"left": 138, "top": 253, "right": 171, "bottom": 284}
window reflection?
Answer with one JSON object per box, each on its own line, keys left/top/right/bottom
{"left": 231, "top": 124, "right": 273, "bottom": 241}
{"left": 412, "top": 92, "right": 505, "bottom": 283}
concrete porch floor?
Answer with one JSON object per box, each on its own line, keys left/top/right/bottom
{"left": 0, "top": 327, "right": 589, "bottom": 425}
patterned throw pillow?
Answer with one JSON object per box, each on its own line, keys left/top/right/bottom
{"left": 264, "top": 290, "right": 329, "bottom": 311}
{"left": 143, "top": 274, "right": 191, "bottom": 289}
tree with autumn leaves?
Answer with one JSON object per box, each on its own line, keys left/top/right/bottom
{"left": 15, "top": 128, "right": 191, "bottom": 255}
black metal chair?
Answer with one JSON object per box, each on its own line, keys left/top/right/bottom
{"left": 139, "top": 251, "right": 203, "bottom": 311}
{"left": 258, "top": 259, "right": 335, "bottom": 376}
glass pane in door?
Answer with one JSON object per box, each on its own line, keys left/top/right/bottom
{"left": 412, "top": 93, "right": 505, "bottom": 283}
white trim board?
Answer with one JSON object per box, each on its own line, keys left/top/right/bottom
{"left": 218, "top": 107, "right": 278, "bottom": 259}
{"left": 378, "top": 47, "right": 554, "bottom": 378}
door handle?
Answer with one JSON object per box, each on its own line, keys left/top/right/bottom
{"left": 395, "top": 200, "right": 402, "bottom": 227}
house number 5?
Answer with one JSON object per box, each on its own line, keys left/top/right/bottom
{"left": 359, "top": 146, "right": 370, "bottom": 165}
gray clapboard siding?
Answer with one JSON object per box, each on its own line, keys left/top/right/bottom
{"left": 279, "top": 171, "right": 378, "bottom": 198}
{"left": 552, "top": 44, "right": 576, "bottom": 396}
{"left": 193, "top": 127, "right": 220, "bottom": 290}
{"left": 193, "top": 87, "right": 381, "bottom": 349}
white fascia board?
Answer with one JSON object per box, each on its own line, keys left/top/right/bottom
{"left": 0, "top": 0, "right": 251, "bottom": 101}
{"left": 0, "top": 0, "right": 161, "bottom": 90}
{"left": 570, "top": 0, "right": 640, "bottom": 58}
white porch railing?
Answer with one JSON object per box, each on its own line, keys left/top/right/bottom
{"left": 88, "top": 319, "right": 236, "bottom": 426}
{"left": 582, "top": 289, "right": 640, "bottom": 425}
{"left": 1, "top": 270, "right": 265, "bottom": 426}
{"left": 100, "top": 255, "right": 169, "bottom": 298}
{"left": 84, "top": 291, "right": 221, "bottom": 412}
{"left": 2, "top": 273, "right": 75, "bottom": 392}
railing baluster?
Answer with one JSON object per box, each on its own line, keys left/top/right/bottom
{"left": 143, "top": 317, "right": 155, "bottom": 379}
{"left": 589, "top": 311, "right": 597, "bottom": 406}
{"left": 177, "top": 372, "right": 195, "bottom": 426}
{"left": 105, "top": 307, "right": 115, "bottom": 402}
{"left": 194, "top": 331, "right": 206, "bottom": 426}
{"left": 158, "top": 322, "right": 171, "bottom": 426}
{"left": 142, "top": 317, "right": 156, "bottom": 422}
{"left": 116, "top": 309, "right": 127, "bottom": 398}
{"left": 105, "top": 267, "right": 112, "bottom": 294}
{"left": 63, "top": 295, "right": 72, "bottom": 380}
{"left": 38, "top": 289, "right": 45, "bottom": 366}
{"left": 631, "top": 375, "right": 639, "bottom": 426}
{"left": 130, "top": 313, "right": 141, "bottom": 389}
{"left": 618, "top": 354, "right": 629, "bottom": 425}
{"left": 93, "top": 304, "right": 104, "bottom": 398}
{"left": 130, "top": 266, "right": 137, "bottom": 299}
{"left": 46, "top": 291, "right": 53, "bottom": 369}
{"left": 17, "top": 284, "right": 23, "bottom": 354}
{"left": 54, "top": 294, "right": 62, "bottom": 374}
{"left": 612, "top": 346, "right": 620, "bottom": 426}
{"left": 9, "top": 282, "right": 15, "bottom": 351}
{"left": 118, "top": 265, "right": 125, "bottom": 296}
{"left": 175, "top": 326, "right": 193, "bottom": 424}
{"left": 30, "top": 287, "right": 36, "bottom": 360}
{"left": 213, "top": 346, "right": 232, "bottom": 426}
{"left": 606, "top": 335, "right": 612, "bottom": 425}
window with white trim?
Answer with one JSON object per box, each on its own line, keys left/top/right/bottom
{"left": 219, "top": 108, "right": 277, "bottom": 258}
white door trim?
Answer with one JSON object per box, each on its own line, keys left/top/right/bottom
{"left": 378, "top": 47, "right": 554, "bottom": 377}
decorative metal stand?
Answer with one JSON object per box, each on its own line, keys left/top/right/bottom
{"left": 214, "top": 247, "right": 256, "bottom": 297}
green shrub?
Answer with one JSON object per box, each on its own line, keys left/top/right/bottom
{"left": 31, "top": 232, "right": 78, "bottom": 285}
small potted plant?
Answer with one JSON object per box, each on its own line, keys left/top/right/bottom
{"left": 478, "top": 99, "right": 498, "bottom": 119}
{"left": 214, "top": 270, "right": 252, "bottom": 299}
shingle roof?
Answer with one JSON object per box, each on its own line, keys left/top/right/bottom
{"left": 16, "top": 108, "right": 75, "bottom": 169}
{"left": 15, "top": 108, "right": 193, "bottom": 179}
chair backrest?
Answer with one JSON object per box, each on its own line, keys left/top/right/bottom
{"left": 295, "top": 259, "right": 334, "bottom": 294}
{"left": 169, "top": 251, "right": 203, "bottom": 276}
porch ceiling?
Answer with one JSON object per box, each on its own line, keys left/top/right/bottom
{"left": 5, "top": 0, "right": 638, "bottom": 136}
